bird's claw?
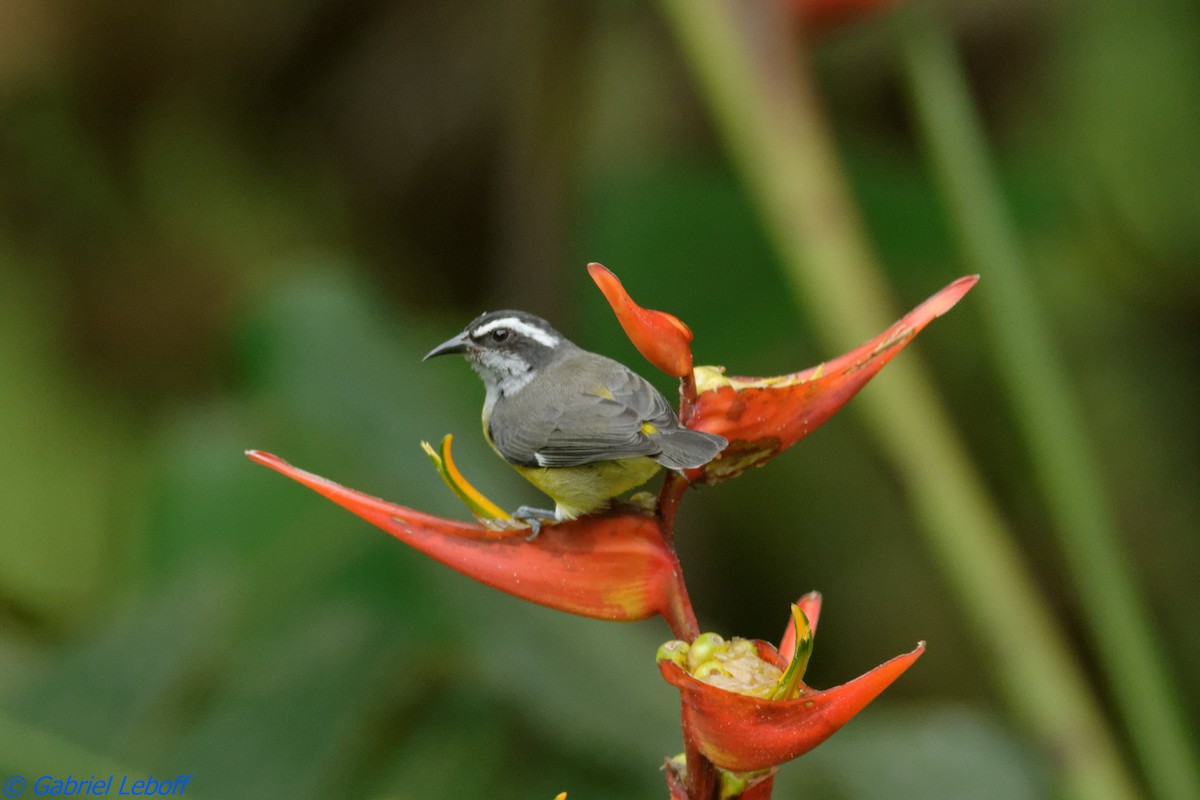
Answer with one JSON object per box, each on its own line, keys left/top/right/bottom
{"left": 511, "top": 505, "right": 557, "bottom": 541}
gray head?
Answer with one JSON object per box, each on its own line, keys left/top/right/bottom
{"left": 423, "top": 310, "right": 576, "bottom": 396}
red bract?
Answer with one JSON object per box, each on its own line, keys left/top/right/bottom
{"left": 659, "top": 598, "right": 924, "bottom": 773}
{"left": 246, "top": 451, "right": 692, "bottom": 628}
{"left": 688, "top": 276, "right": 978, "bottom": 483}
{"left": 587, "top": 262, "right": 695, "bottom": 378}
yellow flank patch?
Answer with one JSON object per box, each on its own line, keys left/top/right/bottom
{"left": 592, "top": 384, "right": 614, "bottom": 400}
{"left": 513, "top": 457, "right": 662, "bottom": 516}
{"left": 640, "top": 421, "right": 658, "bottom": 436}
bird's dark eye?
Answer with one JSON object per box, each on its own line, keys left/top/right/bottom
{"left": 490, "top": 328, "right": 510, "bottom": 343}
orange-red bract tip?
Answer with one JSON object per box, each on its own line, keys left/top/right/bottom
{"left": 587, "top": 263, "right": 694, "bottom": 378}
{"left": 688, "top": 275, "right": 977, "bottom": 483}
{"left": 246, "top": 451, "right": 681, "bottom": 623}
{"left": 660, "top": 641, "right": 925, "bottom": 772}
{"left": 922, "top": 274, "right": 978, "bottom": 317}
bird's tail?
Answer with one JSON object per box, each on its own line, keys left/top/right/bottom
{"left": 653, "top": 428, "right": 728, "bottom": 470}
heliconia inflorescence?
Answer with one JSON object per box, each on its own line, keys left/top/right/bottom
{"left": 249, "top": 265, "right": 975, "bottom": 799}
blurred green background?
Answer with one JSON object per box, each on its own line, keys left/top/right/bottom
{"left": 1, "top": 0, "right": 1197, "bottom": 797}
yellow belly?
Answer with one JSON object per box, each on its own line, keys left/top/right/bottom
{"left": 511, "top": 457, "right": 663, "bottom": 519}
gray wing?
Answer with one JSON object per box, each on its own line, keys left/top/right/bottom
{"left": 489, "top": 354, "right": 678, "bottom": 468}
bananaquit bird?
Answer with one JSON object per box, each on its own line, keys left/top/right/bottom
{"left": 424, "top": 310, "right": 727, "bottom": 534}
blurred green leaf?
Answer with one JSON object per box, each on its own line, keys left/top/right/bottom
{"left": 162, "top": 604, "right": 412, "bottom": 800}
{"left": 0, "top": 714, "right": 142, "bottom": 787}
{"left": 778, "top": 705, "right": 1046, "bottom": 799}
{"left": 0, "top": 261, "right": 129, "bottom": 617}
{"left": 452, "top": 580, "right": 678, "bottom": 775}
{"left": 3, "top": 568, "right": 235, "bottom": 764}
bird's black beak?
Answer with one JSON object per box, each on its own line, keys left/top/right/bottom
{"left": 422, "top": 331, "right": 472, "bottom": 361}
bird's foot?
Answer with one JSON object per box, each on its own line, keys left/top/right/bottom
{"left": 512, "top": 505, "right": 557, "bottom": 541}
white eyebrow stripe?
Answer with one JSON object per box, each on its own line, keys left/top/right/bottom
{"left": 472, "top": 317, "right": 559, "bottom": 348}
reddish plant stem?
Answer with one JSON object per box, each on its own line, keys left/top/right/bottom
{"left": 661, "top": 540, "right": 700, "bottom": 641}
{"left": 657, "top": 472, "right": 690, "bottom": 539}
{"left": 656, "top": 467, "right": 698, "bottom": 639}
{"left": 685, "top": 740, "right": 720, "bottom": 800}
